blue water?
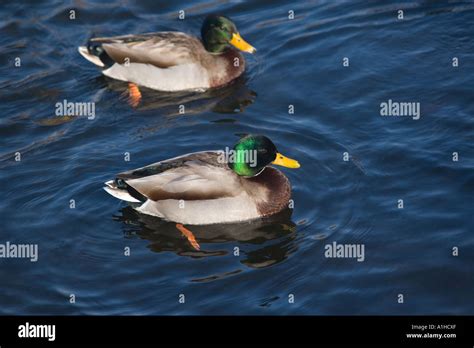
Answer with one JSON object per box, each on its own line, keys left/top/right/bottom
{"left": 1, "top": 0, "right": 473, "bottom": 315}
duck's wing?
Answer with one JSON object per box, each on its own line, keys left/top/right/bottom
{"left": 90, "top": 32, "right": 204, "bottom": 68}
{"left": 107, "top": 151, "right": 241, "bottom": 202}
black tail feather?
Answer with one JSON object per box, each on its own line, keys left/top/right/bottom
{"left": 86, "top": 40, "right": 115, "bottom": 67}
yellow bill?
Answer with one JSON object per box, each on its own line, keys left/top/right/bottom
{"left": 229, "top": 32, "right": 256, "bottom": 53}
{"left": 272, "top": 153, "right": 300, "bottom": 169}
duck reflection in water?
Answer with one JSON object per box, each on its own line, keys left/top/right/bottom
{"left": 98, "top": 74, "right": 257, "bottom": 114}
{"left": 114, "top": 206, "right": 297, "bottom": 269}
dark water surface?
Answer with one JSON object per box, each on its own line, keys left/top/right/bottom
{"left": 1, "top": 1, "right": 473, "bottom": 315}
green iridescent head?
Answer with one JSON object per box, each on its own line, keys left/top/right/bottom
{"left": 201, "top": 15, "right": 256, "bottom": 54}
{"left": 228, "top": 135, "right": 300, "bottom": 177}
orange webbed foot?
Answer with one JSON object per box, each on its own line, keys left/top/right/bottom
{"left": 128, "top": 83, "right": 142, "bottom": 108}
{"left": 176, "top": 223, "right": 201, "bottom": 251}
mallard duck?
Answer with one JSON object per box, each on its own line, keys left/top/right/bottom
{"left": 104, "top": 135, "right": 300, "bottom": 225}
{"left": 78, "top": 15, "right": 255, "bottom": 92}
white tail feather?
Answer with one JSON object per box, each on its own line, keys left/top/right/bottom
{"left": 78, "top": 46, "right": 105, "bottom": 67}
{"left": 103, "top": 185, "right": 141, "bottom": 203}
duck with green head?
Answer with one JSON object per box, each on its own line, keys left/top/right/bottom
{"left": 78, "top": 15, "right": 255, "bottom": 92}
{"left": 104, "top": 135, "right": 300, "bottom": 225}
